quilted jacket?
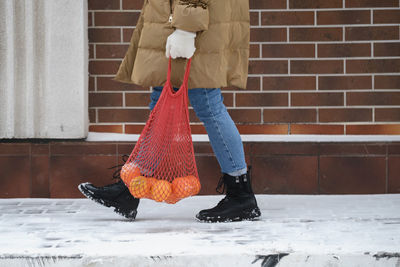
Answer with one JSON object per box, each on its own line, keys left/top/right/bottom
{"left": 112, "top": 0, "right": 250, "bottom": 90}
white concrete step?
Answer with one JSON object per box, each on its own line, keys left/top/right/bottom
{"left": 0, "top": 194, "right": 399, "bottom": 266}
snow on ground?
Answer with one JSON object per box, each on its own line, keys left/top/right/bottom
{"left": 0, "top": 194, "right": 400, "bottom": 266}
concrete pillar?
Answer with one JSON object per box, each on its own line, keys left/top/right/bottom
{"left": 0, "top": 0, "right": 88, "bottom": 138}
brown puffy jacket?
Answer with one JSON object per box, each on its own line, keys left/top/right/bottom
{"left": 113, "top": 0, "right": 250, "bottom": 90}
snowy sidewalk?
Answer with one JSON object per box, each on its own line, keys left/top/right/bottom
{"left": 0, "top": 195, "right": 400, "bottom": 267}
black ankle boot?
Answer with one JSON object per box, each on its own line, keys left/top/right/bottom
{"left": 195, "top": 165, "right": 261, "bottom": 223}
{"left": 78, "top": 155, "right": 140, "bottom": 220}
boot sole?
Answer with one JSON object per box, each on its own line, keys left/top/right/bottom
{"left": 195, "top": 207, "right": 262, "bottom": 223}
{"left": 78, "top": 183, "right": 137, "bottom": 220}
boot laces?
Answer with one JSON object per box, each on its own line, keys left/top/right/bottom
{"left": 107, "top": 154, "right": 130, "bottom": 181}
{"left": 215, "top": 174, "right": 235, "bottom": 207}
{"left": 215, "top": 175, "right": 225, "bottom": 194}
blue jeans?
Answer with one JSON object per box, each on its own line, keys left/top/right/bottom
{"left": 149, "top": 86, "right": 247, "bottom": 176}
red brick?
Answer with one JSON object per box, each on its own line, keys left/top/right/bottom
{"left": 98, "top": 109, "right": 150, "bottom": 122}
{"left": 252, "top": 156, "right": 318, "bottom": 194}
{"left": 374, "top": 43, "right": 400, "bottom": 57}
{"left": 347, "top": 59, "right": 400, "bottom": 73}
{"left": 89, "top": 60, "right": 121, "bottom": 75}
{"left": 249, "top": 60, "right": 288, "bottom": 74}
{"left": 95, "top": 12, "right": 139, "bottom": 26}
{"left": 228, "top": 109, "right": 261, "bottom": 123}
{"left": 346, "top": 124, "right": 400, "bottom": 135}
{"left": 347, "top": 92, "right": 400, "bottom": 105}
{"left": 319, "top": 157, "right": 386, "bottom": 194}
{"left": 0, "top": 156, "right": 30, "bottom": 197}
{"left": 122, "top": 0, "right": 145, "bottom": 9}
{"left": 125, "top": 92, "right": 151, "bottom": 107}
{"left": 319, "top": 108, "right": 372, "bottom": 122}
{"left": 248, "top": 77, "right": 262, "bottom": 91}
{"left": 250, "top": 28, "right": 286, "bottom": 42}
{"left": 222, "top": 93, "right": 234, "bottom": 106}
{"left": 251, "top": 143, "right": 318, "bottom": 155}
{"left": 89, "top": 44, "right": 94, "bottom": 59}
{"left": 317, "top": 10, "right": 370, "bottom": 25}
{"left": 237, "top": 125, "right": 288, "bottom": 134}
{"left": 263, "top": 76, "right": 316, "bottom": 90}
{"left": 89, "top": 92, "right": 123, "bottom": 107}
{"left": 346, "top": 0, "right": 399, "bottom": 7}
{"left": 50, "top": 155, "right": 117, "bottom": 198}
{"left": 89, "top": 109, "right": 96, "bottom": 123}
{"left": 375, "top": 75, "right": 400, "bottom": 89}
{"left": 319, "top": 143, "right": 386, "bottom": 155}
{"left": 96, "top": 44, "right": 129, "bottom": 59}
{"left": 0, "top": 143, "right": 30, "bottom": 155}
{"left": 123, "top": 28, "right": 135, "bottom": 42}
{"left": 250, "top": 0, "right": 286, "bottom": 9}
{"left": 226, "top": 76, "right": 261, "bottom": 91}
{"left": 319, "top": 76, "right": 372, "bottom": 90}
{"left": 236, "top": 93, "right": 288, "bottom": 107}
{"left": 388, "top": 144, "right": 400, "bottom": 155}
{"left": 289, "top": 0, "right": 342, "bottom": 8}
{"left": 291, "top": 92, "right": 344, "bottom": 106}
{"left": 31, "top": 144, "right": 49, "bottom": 155}
{"left": 89, "top": 28, "right": 121, "bottom": 43}
{"left": 374, "top": 10, "right": 400, "bottom": 23}
{"left": 249, "top": 44, "right": 260, "bottom": 58}
{"left": 375, "top": 108, "right": 400, "bottom": 122}
{"left": 125, "top": 124, "right": 146, "bottom": 134}
{"left": 89, "top": 76, "right": 95, "bottom": 91}
{"left": 189, "top": 109, "right": 200, "bottom": 123}
{"left": 250, "top": 12, "right": 259, "bottom": 26}
{"left": 89, "top": 0, "right": 120, "bottom": 10}
{"left": 31, "top": 156, "right": 50, "bottom": 198}
{"left": 290, "top": 28, "right": 342, "bottom": 41}
{"left": 262, "top": 44, "right": 315, "bottom": 58}
{"left": 89, "top": 12, "right": 93, "bottom": 27}
{"left": 261, "top": 11, "right": 314, "bottom": 25}
{"left": 263, "top": 109, "right": 316, "bottom": 122}
{"left": 50, "top": 143, "right": 116, "bottom": 155}
{"left": 291, "top": 60, "right": 343, "bottom": 74}
{"left": 291, "top": 124, "right": 344, "bottom": 134}
{"left": 318, "top": 43, "right": 371, "bottom": 57}
{"left": 89, "top": 125, "right": 123, "bottom": 133}
{"left": 346, "top": 26, "right": 399, "bottom": 40}
{"left": 388, "top": 156, "right": 400, "bottom": 193}
{"left": 388, "top": 145, "right": 400, "bottom": 157}
{"left": 97, "top": 77, "right": 150, "bottom": 91}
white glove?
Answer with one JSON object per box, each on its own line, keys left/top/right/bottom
{"left": 165, "top": 29, "right": 196, "bottom": 59}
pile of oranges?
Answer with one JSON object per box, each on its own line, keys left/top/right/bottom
{"left": 120, "top": 162, "right": 200, "bottom": 203}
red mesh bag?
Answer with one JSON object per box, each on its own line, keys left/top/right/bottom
{"left": 120, "top": 56, "right": 200, "bottom": 204}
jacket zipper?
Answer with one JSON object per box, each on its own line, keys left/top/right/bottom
{"left": 168, "top": 0, "right": 173, "bottom": 22}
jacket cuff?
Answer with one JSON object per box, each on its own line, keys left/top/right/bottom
{"left": 171, "top": 0, "right": 209, "bottom": 33}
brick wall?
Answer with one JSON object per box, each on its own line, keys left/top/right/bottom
{"left": 88, "top": 0, "right": 400, "bottom": 135}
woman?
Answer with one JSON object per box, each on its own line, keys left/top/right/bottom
{"left": 79, "top": 0, "right": 260, "bottom": 223}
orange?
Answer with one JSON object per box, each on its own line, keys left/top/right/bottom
{"left": 172, "top": 176, "right": 192, "bottom": 199}
{"left": 151, "top": 179, "right": 172, "bottom": 202}
{"left": 172, "top": 175, "right": 201, "bottom": 199}
{"left": 129, "top": 176, "right": 149, "bottom": 198}
{"left": 165, "top": 193, "right": 181, "bottom": 204}
{"left": 143, "top": 177, "right": 157, "bottom": 199}
{"left": 190, "top": 176, "right": 201, "bottom": 195}
{"left": 120, "top": 162, "right": 141, "bottom": 185}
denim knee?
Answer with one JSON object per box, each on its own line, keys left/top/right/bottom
{"left": 148, "top": 86, "right": 162, "bottom": 111}
{"left": 189, "top": 88, "right": 225, "bottom": 121}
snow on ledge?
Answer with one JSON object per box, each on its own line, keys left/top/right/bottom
{"left": 86, "top": 132, "right": 400, "bottom": 142}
